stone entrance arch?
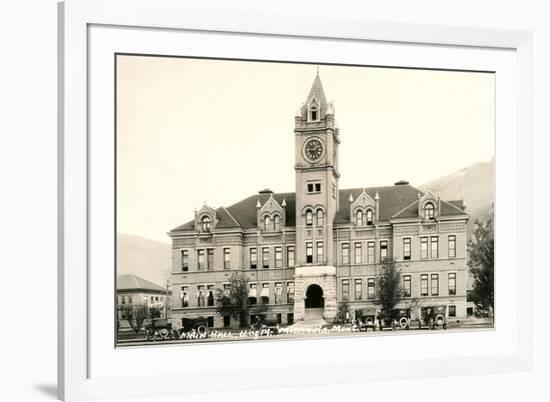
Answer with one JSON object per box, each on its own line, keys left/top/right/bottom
{"left": 293, "top": 265, "right": 337, "bottom": 322}
{"left": 305, "top": 284, "right": 324, "bottom": 308}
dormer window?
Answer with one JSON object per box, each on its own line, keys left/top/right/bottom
{"left": 424, "top": 202, "right": 435, "bottom": 220}
{"left": 305, "top": 210, "right": 313, "bottom": 226}
{"left": 264, "top": 215, "right": 271, "bottom": 231}
{"left": 356, "top": 210, "right": 363, "bottom": 226}
{"left": 366, "top": 209, "right": 373, "bottom": 225}
{"left": 308, "top": 99, "right": 320, "bottom": 122}
{"left": 201, "top": 216, "right": 211, "bottom": 232}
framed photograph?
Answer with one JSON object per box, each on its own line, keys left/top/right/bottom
{"left": 58, "top": 0, "right": 532, "bottom": 400}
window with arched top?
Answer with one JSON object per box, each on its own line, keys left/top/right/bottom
{"left": 305, "top": 210, "right": 313, "bottom": 226}
{"left": 201, "top": 216, "right": 211, "bottom": 232}
{"left": 366, "top": 209, "right": 373, "bottom": 225}
{"left": 424, "top": 202, "right": 435, "bottom": 220}
{"left": 264, "top": 215, "right": 271, "bottom": 231}
{"left": 317, "top": 209, "right": 324, "bottom": 226}
{"left": 356, "top": 210, "right": 363, "bottom": 226}
{"left": 274, "top": 215, "right": 280, "bottom": 231}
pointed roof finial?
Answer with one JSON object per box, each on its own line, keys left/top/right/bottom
{"left": 349, "top": 193, "right": 354, "bottom": 203}
{"left": 316, "top": 65, "right": 319, "bottom": 76}
{"left": 256, "top": 199, "right": 261, "bottom": 208}
{"left": 282, "top": 198, "right": 287, "bottom": 207}
{"left": 375, "top": 191, "right": 380, "bottom": 201}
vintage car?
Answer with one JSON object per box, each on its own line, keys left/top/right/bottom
{"left": 179, "top": 317, "right": 209, "bottom": 338}
{"left": 355, "top": 308, "right": 377, "bottom": 331}
{"left": 145, "top": 318, "right": 175, "bottom": 341}
{"left": 250, "top": 315, "right": 280, "bottom": 335}
{"left": 419, "top": 305, "right": 448, "bottom": 329}
{"left": 378, "top": 308, "right": 411, "bottom": 330}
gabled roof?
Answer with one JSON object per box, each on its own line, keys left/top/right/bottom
{"left": 117, "top": 274, "right": 166, "bottom": 292}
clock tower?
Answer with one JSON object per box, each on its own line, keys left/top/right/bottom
{"left": 293, "top": 71, "right": 339, "bottom": 322}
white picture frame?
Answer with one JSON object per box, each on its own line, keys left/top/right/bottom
{"left": 58, "top": 0, "right": 533, "bottom": 400}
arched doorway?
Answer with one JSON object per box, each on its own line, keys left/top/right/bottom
{"left": 305, "top": 284, "right": 324, "bottom": 308}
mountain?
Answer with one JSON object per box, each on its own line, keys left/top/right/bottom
{"left": 419, "top": 159, "right": 494, "bottom": 232}
{"left": 116, "top": 233, "right": 171, "bottom": 286}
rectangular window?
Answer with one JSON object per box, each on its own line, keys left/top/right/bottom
{"left": 250, "top": 248, "right": 257, "bottom": 269}
{"left": 317, "top": 241, "right": 324, "bottom": 263}
{"left": 367, "top": 278, "right": 375, "bottom": 300}
{"left": 342, "top": 243, "right": 350, "bottom": 264}
{"left": 287, "top": 313, "right": 294, "bottom": 325}
{"left": 207, "top": 285, "right": 215, "bottom": 306}
{"left": 315, "top": 183, "right": 321, "bottom": 192}
{"left": 448, "top": 273, "right": 456, "bottom": 295}
{"left": 287, "top": 246, "right": 295, "bottom": 267}
{"left": 403, "top": 275, "right": 411, "bottom": 297}
{"left": 403, "top": 238, "right": 411, "bottom": 260}
{"left": 342, "top": 279, "right": 349, "bottom": 301}
{"left": 448, "top": 235, "right": 456, "bottom": 258}
{"left": 431, "top": 274, "right": 439, "bottom": 296}
{"left": 420, "top": 237, "right": 428, "bottom": 259}
{"left": 261, "top": 283, "right": 270, "bottom": 304}
{"left": 181, "top": 286, "right": 189, "bottom": 307}
{"left": 449, "top": 305, "right": 456, "bottom": 317}
{"left": 181, "top": 250, "right": 189, "bottom": 271}
{"left": 367, "top": 242, "right": 375, "bottom": 263}
{"left": 431, "top": 236, "right": 439, "bottom": 259}
{"left": 223, "top": 315, "right": 231, "bottom": 327}
{"left": 307, "top": 181, "right": 321, "bottom": 193}
{"left": 354, "top": 242, "right": 362, "bottom": 264}
{"left": 277, "top": 313, "right": 282, "bottom": 324}
{"left": 275, "top": 282, "right": 282, "bottom": 304}
{"left": 420, "top": 274, "right": 429, "bottom": 296}
{"left": 306, "top": 242, "right": 313, "bottom": 264}
{"left": 307, "top": 183, "right": 314, "bottom": 193}
{"left": 275, "top": 246, "right": 282, "bottom": 268}
{"left": 198, "top": 249, "right": 205, "bottom": 270}
{"left": 354, "top": 279, "right": 362, "bottom": 300}
{"left": 223, "top": 248, "right": 230, "bottom": 269}
{"left": 262, "top": 247, "right": 270, "bottom": 268}
{"left": 380, "top": 241, "right": 388, "bottom": 262}
{"left": 286, "top": 282, "right": 294, "bottom": 303}
{"left": 207, "top": 249, "right": 214, "bottom": 270}
{"left": 248, "top": 284, "right": 257, "bottom": 304}
{"left": 207, "top": 316, "right": 214, "bottom": 328}
{"left": 197, "top": 285, "right": 205, "bottom": 306}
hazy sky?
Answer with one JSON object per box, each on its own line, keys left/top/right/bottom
{"left": 116, "top": 56, "right": 494, "bottom": 243}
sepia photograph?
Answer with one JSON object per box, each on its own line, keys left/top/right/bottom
{"left": 115, "top": 55, "right": 495, "bottom": 346}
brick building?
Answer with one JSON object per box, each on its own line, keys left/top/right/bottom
{"left": 168, "top": 73, "right": 469, "bottom": 329}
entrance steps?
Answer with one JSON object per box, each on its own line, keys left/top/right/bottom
{"left": 289, "top": 308, "right": 328, "bottom": 329}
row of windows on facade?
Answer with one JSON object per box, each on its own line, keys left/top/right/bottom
{"left": 179, "top": 282, "right": 296, "bottom": 307}
{"left": 341, "top": 272, "right": 457, "bottom": 301}
{"left": 117, "top": 295, "right": 165, "bottom": 305}
{"left": 179, "top": 235, "right": 456, "bottom": 271}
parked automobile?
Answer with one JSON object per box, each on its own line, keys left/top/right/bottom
{"left": 355, "top": 308, "right": 377, "bottom": 331}
{"left": 250, "top": 315, "right": 280, "bottom": 335}
{"left": 179, "top": 317, "right": 209, "bottom": 338}
{"left": 378, "top": 308, "right": 411, "bottom": 330}
{"left": 418, "top": 305, "right": 448, "bottom": 329}
{"left": 145, "top": 318, "right": 175, "bottom": 341}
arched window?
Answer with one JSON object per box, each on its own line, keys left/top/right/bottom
{"left": 310, "top": 105, "right": 318, "bottom": 121}
{"left": 317, "top": 210, "right": 324, "bottom": 226}
{"left": 201, "top": 216, "right": 211, "bottom": 232}
{"left": 424, "top": 202, "right": 435, "bottom": 220}
{"left": 264, "top": 215, "right": 271, "bottom": 231}
{"left": 274, "top": 215, "right": 280, "bottom": 231}
{"left": 305, "top": 210, "right": 313, "bottom": 226}
{"left": 366, "top": 209, "right": 373, "bottom": 225}
{"left": 356, "top": 210, "right": 363, "bottom": 226}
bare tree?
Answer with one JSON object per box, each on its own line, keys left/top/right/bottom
{"left": 123, "top": 305, "right": 148, "bottom": 334}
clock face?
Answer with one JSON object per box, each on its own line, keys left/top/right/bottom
{"left": 304, "top": 138, "right": 324, "bottom": 162}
